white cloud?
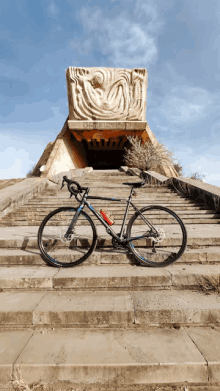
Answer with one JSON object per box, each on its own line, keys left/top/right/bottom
{"left": 48, "top": 3, "right": 59, "bottom": 18}
{"left": 0, "top": 158, "right": 23, "bottom": 179}
{"left": 184, "top": 156, "right": 220, "bottom": 187}
{"left": 72, "top": 1, "right": 163, "bottom": 68}
{"left": 0, "top": 147, "right": 35, "bottom": 179}
{"left": 158, "top": 85, "right": 218, "bottom": 125}
{"left": 53, "top": 25, "right": 62, "bottom": 32}
{"left": 0, "top": 98, "right": 67, "bottom": 123}
{"left": 70, "top": 38, "right": 94, "bottom": 56}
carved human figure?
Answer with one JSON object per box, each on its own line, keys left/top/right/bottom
{"left": 67, "top": 67, "right": 147, "bottom": 121}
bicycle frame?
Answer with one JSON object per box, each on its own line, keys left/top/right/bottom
{"left": 71, "top": 187, "right": 158, "bottom": 244}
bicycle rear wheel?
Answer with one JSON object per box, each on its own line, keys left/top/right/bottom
{"left": 127, "top": 205, "right": 187, "bottom": 267}
{"left": 38, "top": 207, "right": 97, "bottom": 267}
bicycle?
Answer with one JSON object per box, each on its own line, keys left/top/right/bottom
{"left": 38, "top": 176, "right": 187, "bottom": 268}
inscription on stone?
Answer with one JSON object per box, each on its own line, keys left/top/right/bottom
{"left": 68, "top": 121, "right": 147, "bottom": 130}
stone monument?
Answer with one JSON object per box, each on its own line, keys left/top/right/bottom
{"left": 32, "top": 67, "right": 177, "bottom": 178}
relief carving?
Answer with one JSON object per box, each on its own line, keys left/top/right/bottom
{"left": 66, "top": 67, "right": 147, "bottom": 121}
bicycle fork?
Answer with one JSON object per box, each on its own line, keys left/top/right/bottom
{"left": 64, "top": 205, "right": 84, "bottom": 239}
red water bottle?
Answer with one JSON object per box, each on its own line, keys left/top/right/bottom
{"left": 100, "top": 210, "right": 114, "bottom": 225}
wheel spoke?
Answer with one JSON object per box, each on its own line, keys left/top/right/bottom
{"left": 38, "top": 208, "right": 97, "bottom": 267}
{"left": 127, "top": 206, "right": 187, "bottom": 267}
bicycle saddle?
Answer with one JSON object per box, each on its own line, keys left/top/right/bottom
{"left": 122, "top": 182, "right": 145, "bottom": 188}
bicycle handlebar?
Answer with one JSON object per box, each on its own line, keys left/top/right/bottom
{"left": 60, "top": 176, "right": 89, "bottom": 199}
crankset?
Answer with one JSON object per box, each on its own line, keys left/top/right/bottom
{"left": 112, "top": 234, "right": 128, "bottom": 251}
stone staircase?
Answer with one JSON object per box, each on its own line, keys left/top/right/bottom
{"left": 0, "top": 169, "right": 220, "bottom": 390}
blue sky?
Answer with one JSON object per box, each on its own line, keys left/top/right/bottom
{"left": 0, "top": 0, "right": 220, "bottom": 185}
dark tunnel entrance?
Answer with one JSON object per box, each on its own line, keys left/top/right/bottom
{"left": 82, "top": 138, "right": 129, "bottom": 169}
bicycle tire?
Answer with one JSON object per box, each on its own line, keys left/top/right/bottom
{"left": 126, "top": 205, "right": 187, "bottom": 267}
{"left": 38, "top": 207, "right": 97, "bottom": 267}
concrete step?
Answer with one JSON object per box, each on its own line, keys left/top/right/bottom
{"left": 19, "top": 200, "right": 209, "bottom": 207}
{"left": 2, "top": 218, "right": 220, "bottom": 226}
{"left": 1, "top": 201, "right": 211, "bottom": 215}
{"left": 41, "top": 195, "right": 185, "bottom": 201}
{"left": 18, "top": 205, "right": 209, "bottom": 215}
{"left": 0, "top": 264, "right": 219, "bottom": 290}
{"left": 25, "top": 200, "right": 197, "bottom": 207}
{"left": 13, "top": 207, "right": 217, "bottom": 216}
{"left": 60, "top": 181, "right": 144, "bottom": 186}
{"left": 27, "top": 188, "right": 194, "bottom": 197}
{"left": 1, "top": 170, "right": 220, "bottom": 390}
{"left": 83, "top": 169, "right": 127, "bottom": 173}
{"left": 0, "top": 224, "right": 220, "bottom": 249}
{"left": 33, "top": 190, "right": 182, "bottom": 197}
{"left": 1, "top": 287, "right": 220, "bottom": 327}
{"left": 8, "top": 210, "right": 220, "bottom": 219}
{"left": 0, "top": 245, "right": 219, "bottom": 266}
{"left": 17, "top": 204, "right": 208, "bottom": 213}
{"left": 2, "top": 326, "right": 220, "bottom": 389}
{"left": 9, "top": 199, "right": 198, "bottom": 206}
{"left": 44, "top": 186, "right": 173, "bottom": 193}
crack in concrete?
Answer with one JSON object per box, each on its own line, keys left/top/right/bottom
{"left": 184, "top": 327, "right": 209, "bottom": 381}
{"left": 11, "top": 329, "right": 36, "bottom": 388}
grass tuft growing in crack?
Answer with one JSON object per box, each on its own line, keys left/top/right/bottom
{"left": 11, "top": 367, "right": 47, "bottom": 391}
{"left": 195, "top": 264, "right": 220, "bottom": 295}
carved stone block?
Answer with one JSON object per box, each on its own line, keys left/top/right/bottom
{"left": 68, "top": 121, "right": 147, "bottom": 130}
{"left": 66, "top": 67, "right": 147, "bottom": 122}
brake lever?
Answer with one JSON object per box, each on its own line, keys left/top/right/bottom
{"left": 60, "top": 179, "right": 65, "bottom": 190}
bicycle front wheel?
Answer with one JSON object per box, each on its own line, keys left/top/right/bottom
{"left": 127, "top": 205, "right": 187, "bottom": 267}
{"left": 38, "top": 207, "right": 97, "bottom": 267}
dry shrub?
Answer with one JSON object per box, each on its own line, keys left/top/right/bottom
{"left": 11, "top": 367, "right": 47, "bottom": 391}
{"left": 173, "top": 162, "right": 183, "bottom": 176}
{"left": 195, "top": 265, "right": 220, "bottom": 295}
{"left": 11, "top": 367, "right": 83, "bottom": 391}
{"left": 123, "top": 136, "right": 176, "bottom": 172}
{"left": 189, "top": 172, "right": 206, "bottom": 182}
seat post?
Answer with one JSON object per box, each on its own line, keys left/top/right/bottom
{"left": 119, "top": 186, "right": 133, "bottom": 240}
{"left": 129, "top": 186, "right": 134, "bottom": 201}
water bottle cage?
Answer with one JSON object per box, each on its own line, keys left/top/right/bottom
{"left": 100, "top": 210, "right": 114, "bottom": 225}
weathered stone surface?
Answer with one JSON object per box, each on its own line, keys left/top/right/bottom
{"left": 1, "top": 263, "right": 220, "bottom": 290}
{"left": 14, "top": 328, "right": 207, "bottom": 385}
{"left": 68, "top": 121, "right": 147, "bottom": 130}
{"left": 168, "top": 176, "right": 220, "bottom": 212}
{"left": 37, "top": 119, "right": 88, "bottom": 178}
{"left": 0, "top": 178, "right": 24, "bottom": 191}
{"left": 33, "top": 291, "right": 134, "bottom": 325}
{"left": 119, "top": 166, "right": 129, "bottom": 173}
{"left": 143, "top": 170, "right": 169, "bottom": 184}
{"left": 131, "top": 290, "right": 220, "bottom": 325}
{"left": 53, "top": 265, "right": 170, "bottom": 289}
{"left": 0, "top": 177, "right": 48, "bottom": 219}
{"left": 68, "top": 121, "right": 126, "bottom": 130}
{"left": 0, "top": 266, "right": 57, "bottom": 288}
{"left": 167, "top": 264, "right": 220, "bottom": 287}
{"left": 66, "top": 67, "right": 147, "bottom": 122}
{"left": 0, "top": 330, "right": 33, "bottom": 387}
{"left": 128, "top": 167, "right": 141, "bottom": 176}
{"left": 187, "top": 327, "right": 220, "bottom": 381}
{"left": 0, "top": 292, "right": 45, "bottom": 324}
{"left": 30, "top": 66, "right": 178, "bottom": 177}
{"left": 2, "top": 288, "right": 220, "bottom": 327}
{"left": 0, "top": 169, "right": 220, "bottom": 389}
